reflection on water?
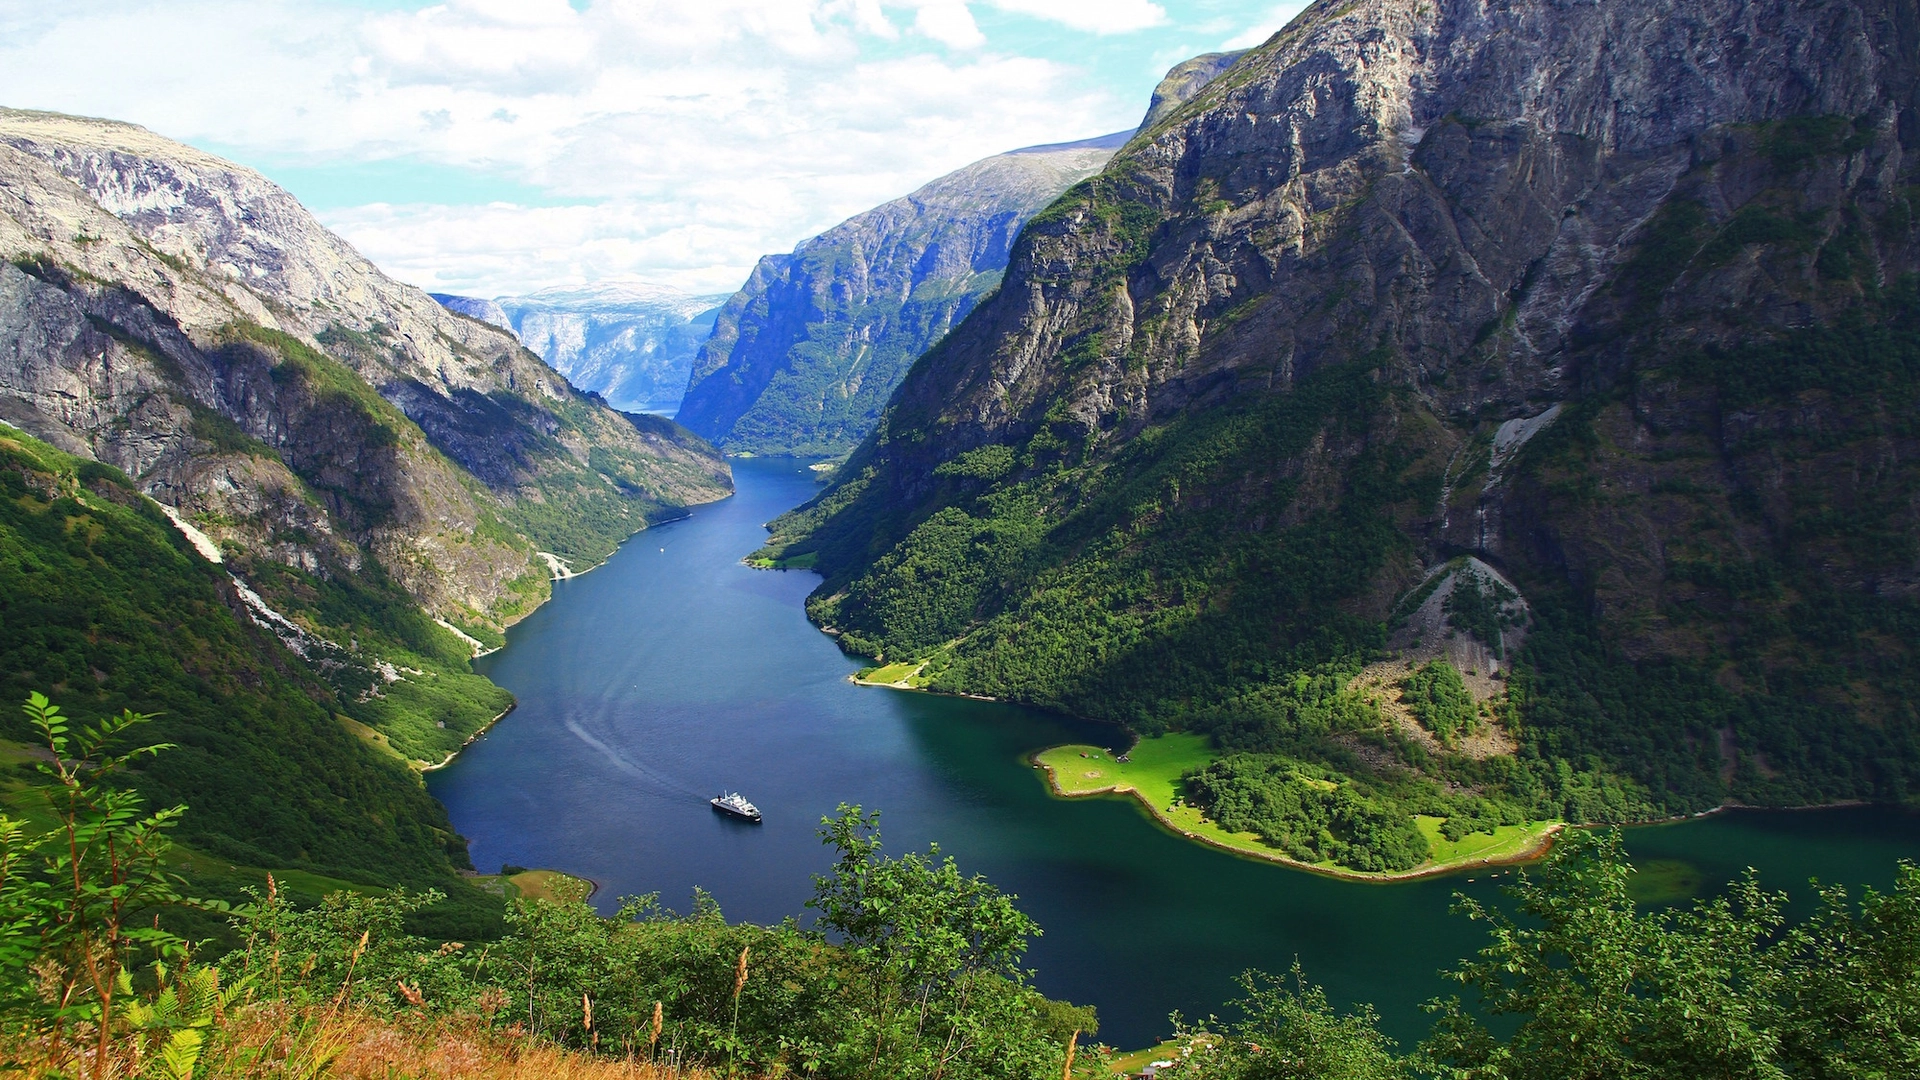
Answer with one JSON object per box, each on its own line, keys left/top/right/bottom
{"left": 430, "top": 458, "right": 1920, "bottom": 1049}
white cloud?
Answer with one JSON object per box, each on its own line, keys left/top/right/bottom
{"left": 1220, "top": 3, "right": 1313, "bottom": 49}
{"left": 911, "top": 1, "right": 985, "bottom": 49}
{"left": 986, "top": 0, "right": 1167, "bottom": 35}
{"left": 0, "top": 0, "right": 1132, "bottom": 297}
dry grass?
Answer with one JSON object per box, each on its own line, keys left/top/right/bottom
{"left": 195, "top": 1005, "right": 728, "bottom": 1080}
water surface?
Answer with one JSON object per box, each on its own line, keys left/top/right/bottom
{"left": 431, "top": 458, "right": 1920, "bottom": 1049}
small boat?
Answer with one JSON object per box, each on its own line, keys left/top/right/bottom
{"left": 710, "top": 792, "right": 762, "bottom": 822}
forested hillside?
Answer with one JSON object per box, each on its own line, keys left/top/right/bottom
{"left": 0, "top": 428, "right": 495, "bottom": 931}
{"left": 763, "top": 0, "right": 1920, "bottom": 870}
{"left": 0, "top": 108, "right": 729, "bottom": 908}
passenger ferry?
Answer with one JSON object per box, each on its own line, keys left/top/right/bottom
{"left": 710, "top": 791, "right": 762, "bottom": 822}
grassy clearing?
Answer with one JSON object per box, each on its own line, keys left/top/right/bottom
{"left": 1035, "top": 735, "right": 1560, "bottom": 880}
{"left": 508, "top": 869, "right": 596, "bottom": 904}
{"left": 745, "top": 549, "right": 819, "bottom": 570}
{"left": 1108, "top": 1039, "right": 1185, "bottom": 1074}
{"left": 1416, "top": 816, "right": 1562, "bottom": 869}
{"left": 853, "top": 660, "right": 930, "bottom": 687}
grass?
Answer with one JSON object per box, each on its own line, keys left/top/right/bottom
{"left": 19, "top": 1003, "right": 723, "bottom": 1080}
{"left": 1108, "top": 1039, "right": 1185, "bottom": 1074}
{"left": 1035, "top": 735, "right": 1560, "bottom": 880}
{"left": 1415, "top": 815, "right": 1563, "bottom": 869}
{"left": 339, "top": 714, "right": 406, "bottom": 764}
{"left": 507, "top": 869, "right": 596, "bottom": 904}
{"left": 853, "top": 661, "right": 930, "bottom": 687}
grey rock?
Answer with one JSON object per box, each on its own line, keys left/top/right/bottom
{"left": 431, "top": 293, "right": 512, "bottom": 331}
{"left": 0, "top": 108, "right": 730, "bottom": 631}
{"left": 674, "top": 131, "right": 1130, "bottom": 456}
{"left": 1139, "top": 50, "right": 1247, "bottom": 130}
{"left": 493, "top": 284, "right": 727, "bottom": 413}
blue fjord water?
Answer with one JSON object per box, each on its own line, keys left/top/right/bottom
{"left": 429, "top": 457, "right": 1920, "bottom": 1050}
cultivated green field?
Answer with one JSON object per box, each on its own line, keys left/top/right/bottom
{"left": 1036, "top": 735, "right": 1559, "bottom": 879}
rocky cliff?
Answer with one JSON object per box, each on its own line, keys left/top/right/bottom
{"left": 675, "top": 132, "right": 1128, "bottom": 456}
{"left": 437, "top": 284, "right": 727, "bottom": 414}
{"left": 768, "top": 0, "right": 1920, "bottom": 823}
{"left": 0, "top": 107, "right": 731, "bottom": 764}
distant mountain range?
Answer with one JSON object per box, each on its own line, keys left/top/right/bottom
{"left": 434, "top": 52, "right": 1248, "bottom": 457}
{"left": 433, "top": 284, "right": 728, "bottom": 414}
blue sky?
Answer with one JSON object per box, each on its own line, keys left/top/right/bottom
{"left": 0, "top": 1, "right": 1307, "bottom": 297}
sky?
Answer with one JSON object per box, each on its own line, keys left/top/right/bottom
{"left": 0, "top": 0, "right": 1309, "bottom": 299}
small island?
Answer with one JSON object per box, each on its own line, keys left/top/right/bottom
{"left": 1034, "top": 734, "right": 1561, "bottom": 881}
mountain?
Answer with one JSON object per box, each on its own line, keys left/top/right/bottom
{"left": 0, "top": 426, "right": 489, "bottom": 926}
{"left": 672, "top": 132, "right": 1128, "bottom": 457}
{"left": 0, "top": 107, "right": 729, "bottom": 897}
{"left": 676, "top": 51, "right": 1259, "bottom": 460}
{"left": 431, "top": 292, "right": 510, "bottom": 330}
{"left": 762, "top": 0, "right": 1920, "bottom": 858}
{"left": 1138, "top": 51, "right": 1245, "bottom": 129}
{"left": 434, "top": 284, "right": 728, "bottom": 414}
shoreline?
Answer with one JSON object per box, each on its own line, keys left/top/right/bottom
{"left": 424, "top": 503, "right": 714, "bottom": 770}
{"left": 849, "top": 673, "right": 1000, "bottom": 702}
{"left": 1033, "top": 750, "right": 1564, "bottom": 883}
{"left": 1035, "top": 749, "right": 1898, "bottom": 881}
{"left": 419, "top": 702, "right": 516, "bottom": 773}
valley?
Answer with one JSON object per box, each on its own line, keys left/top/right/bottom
{"left": 4, "top": 0, "right": 1920, "bottom": 1074}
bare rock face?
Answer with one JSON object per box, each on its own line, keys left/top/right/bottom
{"left": 778, "top": 0, "right": 1920, "bottom": 810}
{"left": 0, "top": 108, "right": 730, "bottom": 633}
{"left": 483, "top": 283, "right": 727, "bottom": 414}
{"left": 431, "top": 293, "right": 512, "bottom": 331}
{"left": 677, "top": 48, "right": 1264, "bottom": 458}
{"left": 675, "top": 132, "right": 1129, "bottom": 456}
{"left": 1138, "top": 51, "right": 1246, "bottom": 130}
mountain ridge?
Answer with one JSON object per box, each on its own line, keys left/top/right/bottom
{"left": 434, "top": 283, "right": 728, "bottom": 413}
{"left": 764, "top": 0, "right": 1920, "bottom": 845}
{"left": 0, "top": 107, "right": 729, "bottom": 893}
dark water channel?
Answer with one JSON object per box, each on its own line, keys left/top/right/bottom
{"left": 429, "top": 458, "right": 1920, "bottom": 1050}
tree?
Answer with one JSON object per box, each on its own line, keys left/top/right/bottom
{"left": 808, "top": 804, "right": 1093, "bottom": 1079}
{"left": 0, "top": 692, "right": 228, "bottom": 1079}
{"left": 1155, "top": 964, "right": 1412, "bottom": 1080}
{"left": 1422, "top": 828, "right": 1796, "bottom": 1080}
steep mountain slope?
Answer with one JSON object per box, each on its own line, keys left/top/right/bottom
{"left": 432, "top": 292, "right": 511, "bottom": 330}
{"left": 675, "top": 132, "right": 1129, "bottom": 456}
{"left": 1138, "top": 51, "right": 1245, "bottom": 129}
{"left": 0, "top": 426, "right": 496, "bottom": 929}
{"left": 767, "top": 0, "right": 1920, "bottom": 843}
{"left": 0, "top": 108, "right": 730, "bottom": 769}
{"left": 437, "top": 284, "right": 727, "bottom": 414}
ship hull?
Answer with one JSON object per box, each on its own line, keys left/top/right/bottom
{"left": 711, "top": 799, "right": 762, "bottom": 822}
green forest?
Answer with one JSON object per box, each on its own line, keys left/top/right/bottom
{"left": 764, "top": 208, "right": 1920, "bottom": 874}
{"left": 3, "top": 702, "right": 1917, "bottom": 1078}
{"left": 0, "top": 428, "right": 501, "bottom": 936}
